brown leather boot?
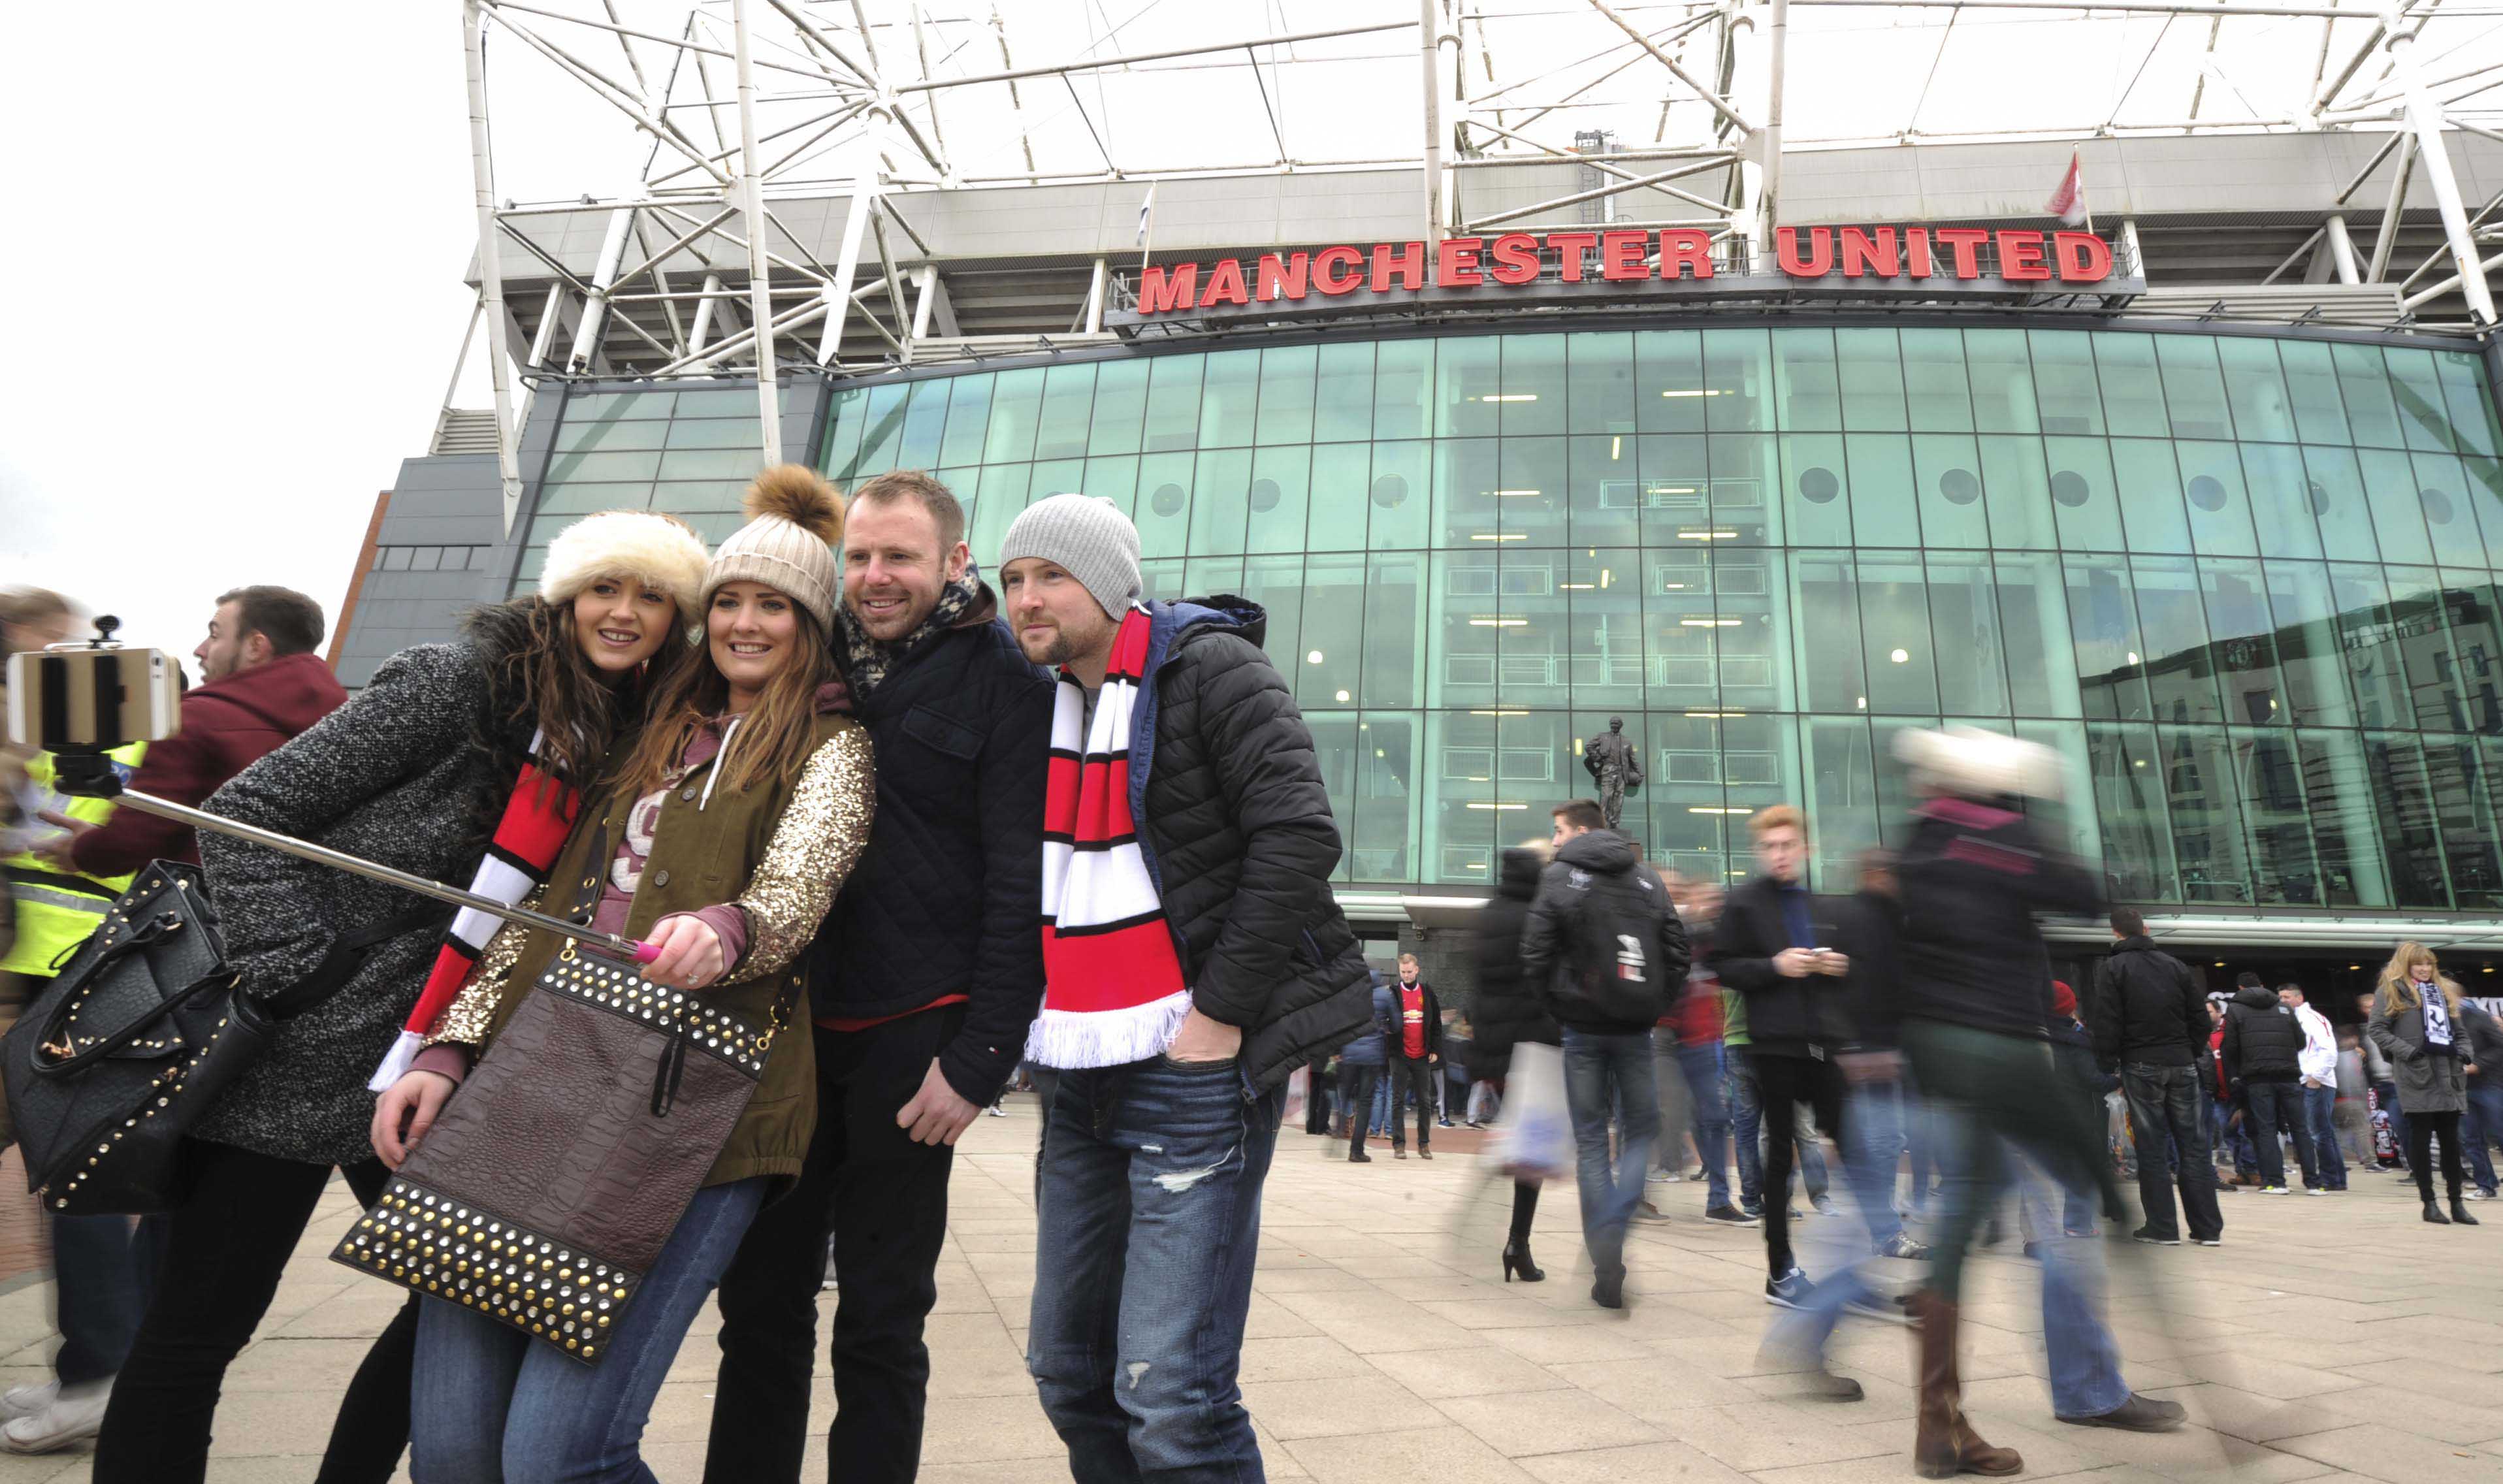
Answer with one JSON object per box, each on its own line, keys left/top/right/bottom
{"left": 1907, "top": 1290, "right": 2023, "bottom": 1479}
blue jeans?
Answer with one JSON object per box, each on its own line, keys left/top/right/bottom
{"left": 2214, "top": 1095, "right": 2257, "bottom": 1177}
{"left": 1727, "top": 1049, "right": 1827, "bottom": 1213}
{"left": 2013, "top": 1152, "right": 2131, "bottom": 1419}
{"left": 52, "top": 1214, "right": 163, "bottom": 1387}
{"left": 1030, "top": 1057, "right": 1283, "bottom": 1484}
{"left": 1560, "top": 1028, "right": 1659, "bottom": 1280}
{"left": 2305, "top": 1084, "right": 2348, "bottom": 1190}
{"left": 1675, "top": 1040, "right": 1732, "bottom": 1208}
{"left": 410, "top": 1178, "right": 765, "bottom": 1483}
{"left": 2464, "top": 1079, "right": 2503, "bottom": 1195}
{"left": 1845, "top": 1079, "right": 1908, "bottom": 1249}
{"left": 2244, "top": 1080, "right": 2318, "bottom": 1189}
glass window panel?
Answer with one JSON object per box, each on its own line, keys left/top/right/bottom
{"left": 2091, "top": 333, "right": 2171, "bottom": 436}
{"left": 2065, "top": 555, "right": 2152, "bottom": 720}
{"left": 1500, "top": 438, "right": 1569, "bottom": 546}
{"left": 1702, "top": 330, "right": 1775, "bottom": 432}
{"left": 1994, "top": 551, "right": 2083, "bottom": 718}
{"left": 1499, "top": 547, "right": 1568, "bottom": 711}
{"left": 1313, "top": 342, "right": 1375, "bottom": 443}
{"left": 656, "top": 449, "right": 766, "bottom": 481}
{"left": 556, "top": 419, "right": 667, "bottom": 453}
{"left": 1836, "top": 328, "right": 1909, "bottom": 432}
{"left": 2385, "top": 564, "right": 2459, "bottom": 731}
{"left": 1362, "top": 553, "right": 1427, "bottom": 709}
{"left": 2278, "top": 341, "right": 2351, "bottom": 444}
{"left": 2424, "top": 736, "right": 2503, "bottom": 907}
{"left": 1790, "top": 552, "right": 1867, "bottom": 713}
{"left": 1134, "top": 451, "right": 1193, "bottom": 560}
{"left": 1641, "top": 714, "right": 1730, "bottom": 884}
{"left": 821, "top": 385, "right": 869, "bottom": 472}
{"left": 2040, "top": 436, "right": 2122, "bottom": 551}
{"left": 1424, "top": 712, "right": 1500, "bottom": 885}
{"left": 1713, "top": 549, "right": 1787, "bottom": 712}
{"left": 1568, "top": 331, "right": 1637, "bottom": 434}
{"left": 1349, "top": 712, "right": 1418, "bottom": 883}
{"left": 1708, "top": 434, "right": 1777, "bottom": 547}
{"left": 1773, "top": 329, "right": 1841, "bottom": 431}
{"left": 537, "top": 481, "right": 653, "bottom": 515}
{"left": 2237, "top": 444, "right": 2325, "bottom": 560}
{"left": 1566, "top": 547, "right": 1645, "bottom": 707}
{"left": 1901, "top": 328, "right": 1977, "bottom": 432}
{"left": 671, "top": 389, "right": 762, "bottom": 417}
{"left": 980, "top": 368, "right": 1044, "bottom": 464}
{"left": 564, "top": 390, "right": 674, "bottom": 421}
{"left": 2110, "top": 439, "right": 2193, "bottom": 553}
{"left": 1433, "top": 438, "right": 1500, "bottom": 549}
{"left": 1569, "top": 433, "right": 1641, "bottom": 548}
{"left": 1857, "top": 555, "right": 1939, "bottom": 713}
{"left": 1035, "top": 363, "right": 1096, "bottom": 460}
{"left": 1188, "top": 448, "right": 1250, "bottom": 556}
{"left": 2132, "top": 555, "right": 2225, "bottom": 723}
{"left": 2385, "top": 347, "right": 2458, "bottom": 453}
{"left": 1365, "top": 440, "right": 1430, "bottom": 551}
{"left": 1913, "top": 434, "right": 1990, "bottom": 549}
{"left": 1644, "top": 547, "right": 1723, "bottom": 711}
{"left": 1195, "top": 349, "right": 1259, "bottom": 449}
{"left": 2028, "top": 331, "right": 2106, "bottom": 435}
{"left": 937, "top": 373, "right": 995, "bottom": 466}
{"left": 664, "top": 419, "right": 769, "bottom": 449}
{"left": 1087, "top": 359, "right": 1148, "bottom": 456}
{"left": 966, "top": 462, "right": 1031, "bottom": 566}
{"left": 1252, "top": 346, "right": 1316, "bottom": 446}
{"left": 2330, "top": 563, "right": 2414, "bottom": 729}
{"left": 1141, "top": 355, "right": 1204, "bottom": 453}
{"left": 2217, "top": 338, "right": 2298, "bottom": 443}
{"left": 2086, "top": 722, "right": 2180, "bottom": 899}
{"left": 2233, "top": 729, "right": 2322, "bottom": 906}
{"left": 542, "top": 449, "right": 662, "bottom": 483}
{"left": 2438, "top": 572, "right": 2503, "bottom": 734}
{"left": 2154, "top": 336, "right": 2234, "bottom": 440}
{"left": 1720, "top": 713, "right": 1806, "bottom": 852}
{"left": 1246, "top": 445, "right": 1312, "bottom": 556}
{"left": 1374, "top": 339, "right": 1434, "bottom": 440}
{"left": 2356, "top": 447, "right": 2436, "bottom": 565}
{"left": 2161, "top": 724, "right": 2259, "bottom": 904}
{"left": 1978, "top": 435, "right": 2059, "bottom": 551}
{"left": 2333, "top": 342, "right": 2406, "bottom": 447}
{"left": 1431, "top": 551, "right": 1501, "bottom": 709}
{"left": 1964, "top": 329, "right": 2040, "bottom": 434}
{"left": 1926, "top": 551, "right": 2010, "bottom": 715}
{"left": 1308, "top": 443, "right": 1372, "bottom": 551}
{"left": 1637, "top": 330, "right": 1709, "bottom": 434}
{"left": 1297, "top": 554, "right": 1367, "bottom": 708}
{"left": 1081, "top": 455, "right": 1140, "bottom": 521}
{"left": 845, "top": 381, "right": 911, "bottom": 476}
{"left": 1305, "top": 713, "right": 1359, "bottom": 884}
{"left": 2296, "top": 729, "right": 2389, "bottom": 906}
{"left": 2296, "top": 445, "right": 2381, "bottom": 565}
{"left": 2263, "top": 560, "right": 2354, "bottom": 728}
{"left": 1779, "top": 434, "right": 1854, "bottom": 545}
{"left": 1803, "top": 717, "right": 1881, "bottom": 886}
{"left": 1501, "top": 334, "right": 1568, "bottom": 436}
{"left": 1241, "top": 555, "right": 1305, "bottom": 673}
{"left": 1031, "top": 459, "right": 1086, "bottom": 503}
{"left": 2199, "top": 557, "right": 2286, "bottom": 726}
{"left": 2173, "top": 440, "right": 2259, "bottom": 556}
{"left": 1845, "top": 434, "right": 1920, "bottom": 545}
{"left": 2468, "top": 457, "right": 2503, "bottom": 567}
{"left": 2364, "top": 732, "right": 2451, "bottom": 907}
{"left": 1181, "top": 557, "right": 1245, "bottom": 599}
{"left": 2406, "top": 450, "right": 2478, "bottom": 568}
{"left": 1436, "top": 336, "right": 1501, "bottom": 438}
{"left": 2438, "top": 351, "right": 2500, "bottom": 456}
{"left": 2014, "top": 720, "right": 2100, "bottom": 863}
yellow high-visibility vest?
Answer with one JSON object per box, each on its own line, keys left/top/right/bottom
{"left": 3, "top": 743, "right": 146, "bottom": 978}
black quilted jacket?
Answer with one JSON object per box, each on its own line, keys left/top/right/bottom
{"left": 811, "top": 594, "right": 1054, "bottom": 1105}
{"left": 1134, "top": 598, "right": 1372, "bottom": 1093}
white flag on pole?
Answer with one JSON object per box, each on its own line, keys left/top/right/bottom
{"left": 2046, "top": 150, "right": 2088, "bottom": 228}
{"left": 1136, "top": 184, "right": 1157, "bottom": 246}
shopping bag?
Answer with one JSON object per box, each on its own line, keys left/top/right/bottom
{"left": 1486, "top": 1041, "right": 1573, "bottom": 1183}
{"left": 1282, "top": 1064, "right": 1309, "bottom": 1129}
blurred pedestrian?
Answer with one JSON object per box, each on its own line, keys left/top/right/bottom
{"left": 1472, "top": 841, "right": 1558, "bottom": 1282}
{"left": 1340, "top": 973, "right": 1391, "bottom": 1163}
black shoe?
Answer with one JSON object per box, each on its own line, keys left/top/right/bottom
{"left": 1502, "top": 1240, "right": 1545, "bottom": 1283}
{"left": 2193, "top": 1235, "right": 2223, "bottom": 1247}
{"left": 1766, "top": 1268, "right": 1813, "bottom": 1309}
{"left": 1348, "top": 1148, "right": 1371, "bottom": 1163}
{"left": 1419, "top": 1148, "right": 1433, "bottom": 1160}
{"left": 2058, "top": 1395, "right": 2187, "bottom": 1432}
{"left": 1592, "top": 1268, "right": 1625, "bottom": 1309}
{"left": 2131, "top": 1227, "right": 2182, "bottom": 1246}
{"left": 1704, "top": 1204, "right": 1760, "bottom": 1226}
{"left": 1393, "top": 1148, "right": 1408, "bottom": 1160}
{"left": 2424, "top": 1199, "right": 2451, "bottom": 1224}
{"left": 2451, "top": 1196, "right": 2480, "bottom": 1225}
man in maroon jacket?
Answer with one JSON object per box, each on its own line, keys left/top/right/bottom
{"left": 33, "top": 586, "right": 344, "bottom": 877}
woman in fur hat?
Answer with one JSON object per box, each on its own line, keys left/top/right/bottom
{"left": 378, "top": 466, "right": 875, "bottom": 1483}
{"left": 94, "top": 511, "right": 711, "bottom": 1484}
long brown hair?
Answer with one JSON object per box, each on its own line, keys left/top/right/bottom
{"left": 2375, "top": 940, "right": 2463, "bottom": 1020}
{"left": 613, "top": 590, "right": 835, "bottom": 801}
{"left": 479, "top": 593, "right": 700, "bottom": 790}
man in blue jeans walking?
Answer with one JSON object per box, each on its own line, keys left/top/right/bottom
{"left": 1521, "top": 798, "right": 1690, "bottom": 1311}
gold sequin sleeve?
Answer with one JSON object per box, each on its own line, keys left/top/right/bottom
{"left": 423, "top": 909, "right": 536, "bottom": 1048}
{"left": 729, "top": 724, "right": 875, "bottom": 979}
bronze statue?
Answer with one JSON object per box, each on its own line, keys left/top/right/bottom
{"left": 1583, "top": 716, "right": 1643, "bottom": 830}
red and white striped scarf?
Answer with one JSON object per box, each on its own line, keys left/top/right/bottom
{"left": 364, "top": 732, "right": 580, "bottom": 1090}
{"left": 1025, "top": 606, "right": 1189, "bottom": 1070}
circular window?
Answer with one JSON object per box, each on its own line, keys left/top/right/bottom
{"left": 2423, "top": 487, "right": 2457, "bottom": 525}
{"left": 1249, "top": 478, "right": 1281, "bottom": 513}
{"left": 2187, "top": 475, "right": 2229, "bottom": 512}
{"left": 1370, "top": 473, "right": 1410, "bottom": 509}
{"left": 2307, "top": 481, "right": 2332, "bottom": 517}
{"left": 1800, "top": 466, "right": 1840, "bottom": 504}
{"left": 1150, "top": 483, "right": 1186, "bottom": 517}
{"left": 1939, "top": 468, "right": 1981, "bottom": 506}
{"left": 2050, "top": 470, "right": 2091, "bottom": 508}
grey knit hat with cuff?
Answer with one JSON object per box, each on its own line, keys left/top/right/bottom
{"left": 998, "top": 494, "right": 1142, "bottom": 618}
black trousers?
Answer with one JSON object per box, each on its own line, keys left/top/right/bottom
{"left": 1340, "top": 1063, "right": 1381, "bottom": 1152}
{"left": 1388, "top": 1057, "right": 1438, "bottom": 1151}
{"left": 1751, "top": 1052, "right": 1846, "bottom": 1279}
{"left": 92, "top": 1141, "right": 414, "bottom": 1484}
{"left": 705, "top": 1011, "right": 961, "bottom": 1484}
{"left": 2409, "top": 1108, "right": 2468, "bottom": 1202}
{"left": 2243, "top": 1078, "right": 2320, "bottom": 1189}
{"left": 2121, "top": 1062, "right": 2223, "bottom": 1243}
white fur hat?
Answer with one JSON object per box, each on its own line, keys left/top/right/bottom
{"left": 538, "top": 509, "right": 711, "bottom": 619}
{"left": 1892, "top": 724, "right": 2068, "bottom": 802}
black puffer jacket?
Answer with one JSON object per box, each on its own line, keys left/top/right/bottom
{"left": 1709, "top": 875, "right": 1854, "bottom": 1057}
{"left": 2222, "top": 983, "right": 2304, "bottom": 1084}
{"left": 1468, "top": 847, "right": 1558, "bottom": 1082}
{"left": 1519, "top": 830, "right": 1690, "bottom": 1035}
{"left": 812, "top": 585, "right": 1054, "bottom": 1105}
{"left": 1135, "top": 598, "right": 1370, "bottom": 1092}
{"left": 1881, "top": 795, "right": 2102, "bottom": 1044}
{"left": 2090, "top": 936, "right": 2207, "bottom": 1069}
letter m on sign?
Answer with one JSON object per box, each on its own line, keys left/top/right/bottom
{"left": 1137, "top": 263, "right": 1200, "bottom": 315}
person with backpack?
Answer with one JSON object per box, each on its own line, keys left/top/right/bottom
{"left": 1518, "top": 798, "right": 1690, "bottom": 1310}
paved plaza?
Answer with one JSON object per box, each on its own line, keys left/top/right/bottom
{"left": 1, "top": 1098, "right": 2499, "bottom": 1483}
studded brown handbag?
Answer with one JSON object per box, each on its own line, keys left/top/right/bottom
{"left": 329, "top": 942, "right": 790, "bottom": 1364}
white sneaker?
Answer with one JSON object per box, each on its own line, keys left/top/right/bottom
{"left": 0, "top": 1379, "right": 110, "bottom": 1455}
{"left": 0, "top": 1383, "right": 56, "bottom": 1425}
{"left": 984, "top": 1104, "right": 1008, "bottom": 1118}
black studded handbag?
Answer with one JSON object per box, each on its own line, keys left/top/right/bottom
{"left": 330, "top": 943, "right": 792, "bottom": 1365}
{"left": 3, "top": 861, "right": 438, "bottom": 1214}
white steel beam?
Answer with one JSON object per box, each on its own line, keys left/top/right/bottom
{"left": 2369, "top": 131, "right": 2417, "bottom": 280}
{"left": 2382, "top": 0, "right": 2496, "bottom": 321}
{"left": 892, "top": 20, "right": 1418, "bottom": 94}
{"left": 462, "top": 1, "right": 525, "bottom": 536}
{"left": 731, "top": 0, "right": 783, "bottom": 462}
{"left": 1423, "top": 0, "right": 1447, "bottom": 245}
{"left": 2327, "top": 213, "right": 2365, "bottom": 280}
{"left": 1587, "top": 0, "right": 1752, "bottom": 135}
{"left": 815, "top": 185, "right": 878, "bottom": 367}
{"left": 566, "top": 206, "right": 638, "bottom": 373}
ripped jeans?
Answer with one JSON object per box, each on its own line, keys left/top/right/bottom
{"left": 1029, "top": 1055, "right": 1284, "bottom": 1484}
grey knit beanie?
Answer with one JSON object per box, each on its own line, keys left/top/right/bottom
{"left": 998, "top": 494, "right": 1142, "bottom": 618}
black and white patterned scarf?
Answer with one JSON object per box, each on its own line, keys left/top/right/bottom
{"left": 834, "top": 567, "right": 986, "bottom": 700}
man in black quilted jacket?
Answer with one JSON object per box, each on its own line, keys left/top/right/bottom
{"left": 704, "top": 470, "right": 1054, "bottom": 1484}
{"left": 997, "top": 493, "right": 1372, "bottom": 1484}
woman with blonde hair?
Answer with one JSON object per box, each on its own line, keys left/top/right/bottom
{"left": 2366, "top": 943, "right": 2480, "bottom": 1226}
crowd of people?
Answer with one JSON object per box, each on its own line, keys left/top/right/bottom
{"left": 3, "top": 455, "right": 2496, "bottom": 1483}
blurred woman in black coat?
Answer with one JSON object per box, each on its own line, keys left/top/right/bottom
{"left": 1469, "top": 843, "right": 1557, "bottom": 1281}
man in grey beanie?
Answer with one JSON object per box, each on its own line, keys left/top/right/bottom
{"left": 999, "top": 493, "right": 1373, "bottom": 1483}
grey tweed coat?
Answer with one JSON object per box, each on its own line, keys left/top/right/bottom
{"left": 193, "top": 637, "right": 517, "bottom": 1167}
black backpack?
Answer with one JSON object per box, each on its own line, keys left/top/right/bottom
{"left": 1547, "top": 862, "right": 1677, "bottom": 1026}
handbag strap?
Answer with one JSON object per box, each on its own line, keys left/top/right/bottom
{"left": 263, "top": 904, "right": 455, "bottom": 1021}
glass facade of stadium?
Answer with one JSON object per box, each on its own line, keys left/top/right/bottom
{"left": 505, "top": 323, "right": 2503, "bottom": 912}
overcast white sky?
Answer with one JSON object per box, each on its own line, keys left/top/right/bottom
{"left": 6, "top": 1, "right": 2487, "bottom": 677}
